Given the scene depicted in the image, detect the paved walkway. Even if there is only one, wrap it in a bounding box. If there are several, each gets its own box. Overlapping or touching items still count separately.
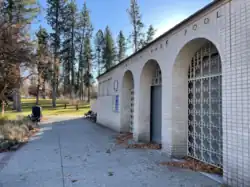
[0,118,220,187]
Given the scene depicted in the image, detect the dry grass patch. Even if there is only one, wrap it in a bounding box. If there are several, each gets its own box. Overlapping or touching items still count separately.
[127,143,161,149]
[0,117,39,152]
[160,156,223,175]
[115,132,133,145]
[115,132,161,150]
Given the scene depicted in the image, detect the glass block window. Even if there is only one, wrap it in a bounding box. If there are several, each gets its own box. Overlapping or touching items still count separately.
[152,65,162,86]
[188,42,222,168]
[112,95,119,113]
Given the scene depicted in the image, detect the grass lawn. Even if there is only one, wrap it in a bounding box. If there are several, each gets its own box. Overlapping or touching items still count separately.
[2,99,90,120]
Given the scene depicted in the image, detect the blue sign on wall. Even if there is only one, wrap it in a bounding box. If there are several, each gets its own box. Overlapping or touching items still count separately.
[113,95,119,113]
[115,95,119,112]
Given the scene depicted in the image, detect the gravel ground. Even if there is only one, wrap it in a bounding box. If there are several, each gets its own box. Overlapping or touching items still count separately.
[0,118,220,187]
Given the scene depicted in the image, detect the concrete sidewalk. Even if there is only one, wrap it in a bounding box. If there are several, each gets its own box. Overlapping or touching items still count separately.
[0,118,220,187]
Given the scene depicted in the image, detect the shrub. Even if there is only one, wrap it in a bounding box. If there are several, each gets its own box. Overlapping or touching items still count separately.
[0,118,31,141]
[0,116,9,126]
[0,117,38,151]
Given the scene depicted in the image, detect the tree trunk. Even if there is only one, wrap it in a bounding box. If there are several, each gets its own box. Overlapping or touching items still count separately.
[36,85,40,105]
[52,57,57,108]
[52,84,56,108]
[52,70,57,108]
[52,3,59,108]
[36,77,40,105]
[81,81,84,100]
[78,72,81,100]
[81,74,84,100]
[79,85,81,100]
[42,80,46,99]
[2,101,4,116]
[71,21,75,95]
[16,89,22,112]
[12,91,17,110]
[69,71,72,99]
[87,86,90,103]
[83,88,86,101]
[56,75,59,98]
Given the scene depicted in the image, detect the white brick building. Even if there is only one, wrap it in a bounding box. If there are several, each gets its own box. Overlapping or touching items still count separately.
[95,0,250,186]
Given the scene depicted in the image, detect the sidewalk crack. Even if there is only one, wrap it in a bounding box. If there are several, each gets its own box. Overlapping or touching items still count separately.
[58,132,65,187]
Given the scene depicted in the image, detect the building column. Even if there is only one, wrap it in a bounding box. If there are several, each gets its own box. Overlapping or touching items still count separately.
[161,65,188,157]
[132,72,150,142]
[161,71,174,154]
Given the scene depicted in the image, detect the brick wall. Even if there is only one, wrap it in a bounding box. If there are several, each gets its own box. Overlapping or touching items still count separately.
[222,0,250,186]
[96,0,250,185]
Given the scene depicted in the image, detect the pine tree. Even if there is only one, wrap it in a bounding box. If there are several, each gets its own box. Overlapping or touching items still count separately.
[69,1,77,94]
[47,0,66,107]
[3,0,39,24]
[102,26,116,72]
[75,2,93,99]
[61,36,71,95]
[117,30,126,63]
[35,26,49,104]
[94,29,104,76]
[127,0,145,52]
[145,25,156,45]
[61,0,77,98]
[83,33,93,102]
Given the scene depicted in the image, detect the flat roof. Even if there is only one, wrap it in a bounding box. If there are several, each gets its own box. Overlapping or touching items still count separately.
[97,0,223,79]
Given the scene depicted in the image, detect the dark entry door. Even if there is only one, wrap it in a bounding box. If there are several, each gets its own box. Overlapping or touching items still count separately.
[150,85,162,144]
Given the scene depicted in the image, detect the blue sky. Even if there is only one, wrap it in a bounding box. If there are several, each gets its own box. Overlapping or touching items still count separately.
[27,0,213,79]
[32,0,213,45]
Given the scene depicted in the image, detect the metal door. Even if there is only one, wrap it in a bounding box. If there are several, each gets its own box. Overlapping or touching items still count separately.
[150,85,162,144]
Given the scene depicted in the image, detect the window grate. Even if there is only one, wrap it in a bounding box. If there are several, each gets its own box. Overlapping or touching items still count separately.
[129,89,134,133]
[152,65,162,86]
[188,42,222,168]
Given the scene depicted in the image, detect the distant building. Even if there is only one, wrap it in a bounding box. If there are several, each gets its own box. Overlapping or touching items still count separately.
[95,0,250,186]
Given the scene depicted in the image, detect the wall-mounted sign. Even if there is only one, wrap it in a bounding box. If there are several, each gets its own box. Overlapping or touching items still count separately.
[113,80,119,92]
[112,95,119,113]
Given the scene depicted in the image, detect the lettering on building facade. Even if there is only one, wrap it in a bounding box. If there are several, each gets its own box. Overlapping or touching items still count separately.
[184,10,222,35]
[216,11,221,18]
[165,40,168,46]
[192,24,198,30]
[204,17,209,24]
